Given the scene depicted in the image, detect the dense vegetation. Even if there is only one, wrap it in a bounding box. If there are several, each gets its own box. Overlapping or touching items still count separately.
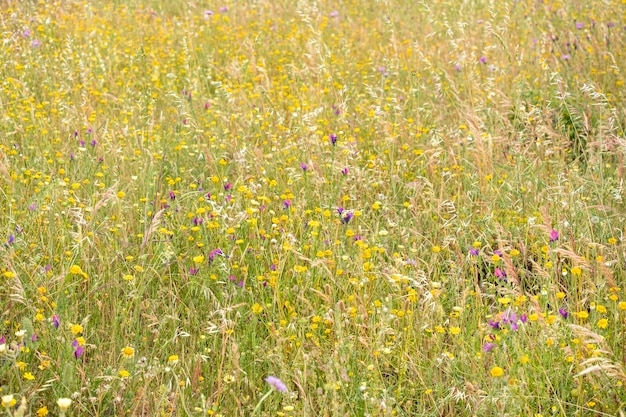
[1,1,626,415]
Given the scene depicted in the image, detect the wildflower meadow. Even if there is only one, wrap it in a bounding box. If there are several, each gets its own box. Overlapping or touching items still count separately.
[2,0,626,415]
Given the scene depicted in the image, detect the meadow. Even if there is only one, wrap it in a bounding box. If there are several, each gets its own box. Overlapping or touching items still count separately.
[1,0,626,415]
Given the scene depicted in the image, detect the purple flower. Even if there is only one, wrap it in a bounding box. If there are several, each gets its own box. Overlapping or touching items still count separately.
[469,248,479,256]
[189,266,199,275]
[341,212,354,224]
[74,345,84,359]
[479,56,487,64]
[549,229,559,242]
[219,6,228,12]
[265,376,287,392]
[483,342,496,352]
[28,204,36,211]
[454,64,461,71]
[193,217,204,226]
[283,200,291,209]
[7,234,15,245]
[488,320,500,330]
[559,308,569,319]
[300,163,308,171]
[23,29,31,37]
[329,11,339,17]
[31,333,37,342]
[576,22,583,29]
[495,267,506,280]
[90,139,97,147]
[341,168,349,175]
[0,335,5,344]
[30,39,41,47]
[204,102,210,109]
[562,54,571,60]
[169,191,176,200]
[329,134,338,145]
[224,182,232,191]
[209,249,224,262]
[204,10,214,17]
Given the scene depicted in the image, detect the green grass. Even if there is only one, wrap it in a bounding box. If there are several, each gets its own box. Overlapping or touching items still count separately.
[1,0,626,416]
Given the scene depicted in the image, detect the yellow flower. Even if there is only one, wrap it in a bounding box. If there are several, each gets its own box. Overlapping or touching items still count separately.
[116,191,126,198]
[251,303,263,314]
[608,237,617,245]
[168,354,179,364]
[70,324,83,335]
[74,337,85,346]
[576,311,589,320]
[69,265,88,278]
[23,372,35,380]
[432,246,441,253]
[618,302,626,311]
[122,346,135,358]
[193,255,205,264]
[490,366,504,377]
[448,327,461,335]
[597,318,609,329]
[119,369,130,378]
[571,267,582,276]
[37,406,49,416]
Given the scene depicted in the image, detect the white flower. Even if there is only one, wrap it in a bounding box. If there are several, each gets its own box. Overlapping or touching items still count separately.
[57,398,72,412]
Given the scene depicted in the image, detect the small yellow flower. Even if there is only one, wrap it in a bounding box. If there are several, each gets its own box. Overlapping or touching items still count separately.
[122,346,135,358]
[571,267,582,276]
[119,369,130,378]
[168,354,179,364]
[69,265,88,278]
[608,237,617,245]
[116,191,126,198]
[193,255,205,264]
[37,406,49,416]
[597,318,609,329]
[23,372,35,380]
[618,301,626,311]
[70,324,83,335]
[251,303,263,314]
[576,311,589,320]
[448,327,461,335]
[490,366,504,377]
[432,246,441,253]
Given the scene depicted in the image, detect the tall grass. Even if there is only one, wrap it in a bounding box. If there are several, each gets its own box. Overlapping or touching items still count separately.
[1,0,626,415]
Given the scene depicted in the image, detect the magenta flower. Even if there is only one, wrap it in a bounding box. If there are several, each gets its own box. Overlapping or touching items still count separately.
[549,229,559,242]
[483,342,496,352]
[52,315,60,328]
[559,308,569,319]
[495,267,506,280]
[469,248,479,256]
[479,56,487,64]
[329,134,338,145]
[265,376,287,392]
